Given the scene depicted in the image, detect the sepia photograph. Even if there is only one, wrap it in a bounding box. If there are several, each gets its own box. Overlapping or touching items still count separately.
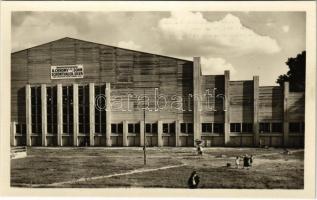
[0,1,316,198]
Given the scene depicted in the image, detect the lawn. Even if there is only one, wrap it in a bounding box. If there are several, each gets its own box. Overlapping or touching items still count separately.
[11,147,304,189]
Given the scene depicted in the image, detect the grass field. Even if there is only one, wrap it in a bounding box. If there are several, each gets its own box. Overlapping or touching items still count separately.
[11,147,304,189]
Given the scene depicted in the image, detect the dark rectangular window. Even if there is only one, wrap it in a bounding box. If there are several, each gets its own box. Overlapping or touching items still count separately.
[242,123,253,133]
[78,85,89,134]
[16,124,21,134]
[95,85,106,134]
[135,124,140,133]
[145,123,151,133]
[163,123,169,133]
[47,86,57,135]
[213,123,224,134]
[128,124,134,133]
[289,122,301,133]
[180,123,186,133]
[62,86,73,135]
[31,86,41,134]
[230,123,241,133]
[169,123,175,134]
[259,123,270,133]
[187,123,193,134]
[271,123,283,133]
[128,123,140,134]
[152,123,157,133]
[202,123,212,133]
[111,124,117,133]
[118,123,123,134]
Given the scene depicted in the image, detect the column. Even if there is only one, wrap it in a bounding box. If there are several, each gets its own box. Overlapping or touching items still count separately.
[25,84,32,146]
[73,84,79,146]
[140,120,145,147]
[253,76,260,146]
[123,120,128,146]
[175,120,180,147]
[89,83,95,146]
[224,70,230,145]
[41,84,47,146]
[193,57,202,142]
[283,82,289,147]
[11,122,16,146]
[105,83,112,147]
[157,120,163,147]
[57,84,63,146]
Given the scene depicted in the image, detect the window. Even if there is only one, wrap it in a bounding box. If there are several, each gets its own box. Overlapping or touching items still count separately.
[163,123,169,133]
[31,86,41,134]
[111,123,123,134]
[78,85,90,134]
[145,123,157,134]
[202,123,212,133]
[111,124,117,133]
[95,85,106,134]
[180,123,193,134]
[162,123,175,134]
[271,123,283,133]
[289,122,303,133]
[180,123,186,133]
[15,124,26,135]
[128,124,134,133]
[259,123,270,133]
[128,123,140,134]
[213,123,224,134]
[170,123,175,134]
[187,123,193,133]
[47,86,57,135]
[62,86,73,135]
[230,123,241,133]
[242,123,253,133]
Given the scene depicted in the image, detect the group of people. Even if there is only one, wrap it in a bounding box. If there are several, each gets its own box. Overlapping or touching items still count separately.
[235,154,254,169]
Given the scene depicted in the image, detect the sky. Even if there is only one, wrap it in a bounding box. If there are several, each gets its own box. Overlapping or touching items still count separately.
[11,11,305,85]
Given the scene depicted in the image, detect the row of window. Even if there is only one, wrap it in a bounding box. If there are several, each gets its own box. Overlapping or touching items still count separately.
[15,122,305,135]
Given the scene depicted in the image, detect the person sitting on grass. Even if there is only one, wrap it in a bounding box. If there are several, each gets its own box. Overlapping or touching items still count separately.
[249,155,254,167]
[188,170,200,189]
[243,154,250,169]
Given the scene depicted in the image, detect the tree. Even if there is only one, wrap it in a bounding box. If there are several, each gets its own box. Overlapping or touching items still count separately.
[276,51,306,92]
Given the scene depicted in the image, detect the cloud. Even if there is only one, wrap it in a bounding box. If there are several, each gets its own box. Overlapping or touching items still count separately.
[117,41,141,50]
[201,57,235,75]
[158,12,281,56]
[282,25,290,33]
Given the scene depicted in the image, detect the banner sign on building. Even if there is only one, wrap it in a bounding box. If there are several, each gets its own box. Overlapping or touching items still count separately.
[51,65,84,79]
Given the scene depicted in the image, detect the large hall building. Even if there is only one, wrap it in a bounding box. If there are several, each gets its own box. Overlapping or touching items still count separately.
[11,37,305,147]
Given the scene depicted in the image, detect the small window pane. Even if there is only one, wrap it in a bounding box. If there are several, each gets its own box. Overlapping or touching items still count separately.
[170,123,175,134]
[163,123,169,133]
[118,124,123,134]
[187,123,193,133]
[135,124,140,133]
[145,124,151,133]
[271,123,283,133]
[259,123,270,133]
[111,124,117,133]
[152,123,157,133]
[180,123,186,133]
[128,124,134,133]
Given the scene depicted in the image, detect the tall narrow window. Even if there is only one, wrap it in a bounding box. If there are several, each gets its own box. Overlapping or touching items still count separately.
[62,86,73,135]
[95,85,106,134]
[79,85,90,134]
[47,86,57,135]
[31,86,41,134]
